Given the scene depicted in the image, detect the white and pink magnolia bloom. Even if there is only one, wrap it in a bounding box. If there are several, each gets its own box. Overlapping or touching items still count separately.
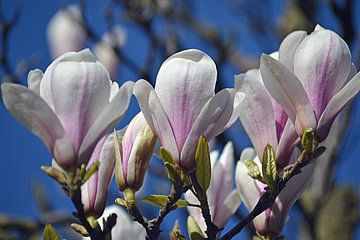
[185,142,241,235]
[47,4,87,58]
[236,67,312,236]
[115,113,157,191]
[134,49,245,172]
[1,49,133,169]
[236,148,314,237]
[81,134,115,217]
[235,67,298,167]
[260,25,360,141]
[83,205,146,240]
[95,26,126,80]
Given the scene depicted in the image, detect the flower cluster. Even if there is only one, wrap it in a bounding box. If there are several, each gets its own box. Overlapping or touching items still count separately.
[1,24,359,239]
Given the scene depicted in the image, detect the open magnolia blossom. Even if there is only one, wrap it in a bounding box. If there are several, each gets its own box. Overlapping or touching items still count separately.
[115,112,157,192]
[236,148,314,237]
[260,25,360,141]
[185,142,241,235]
[134,49,245,172]
[83,205,146,240]
[81,134,116,218]
[1,49,133,169]
[235,67,298,167]
[47,4,87,58]
[95,26,126,80]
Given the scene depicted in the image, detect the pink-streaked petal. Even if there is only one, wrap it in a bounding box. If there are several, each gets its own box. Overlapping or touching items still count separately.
[278,31,307,71]
[155,49,217,154]
[94,134,116,216]
[214,189,241,228]
[133,80,179,163]
[40,49,112,153]
[235,71,278,159]
[180,89,235,171]
[1,83,75,168]
[293,28,351,119]
[210,142,235,222]
[78,81,133,165]
[317,72,360,141]
[185,191,206,233]
[235,149,261,212]
[260,54,316,136]
[27,69,43,94]
[276,119,299,168]
[268,163,314,236]
[225,91,245,129]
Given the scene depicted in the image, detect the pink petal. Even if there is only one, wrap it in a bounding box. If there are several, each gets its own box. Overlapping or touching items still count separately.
[278,30,307,71]
[180,89,236,171]
[235,148,261,212]
[155,49,217,154]
[268,163,314,236]
[317,72,360,141]
[78,81,133,165]
[214,189,241,228]
[133,80,179,163]
[293,28,352,120]
[40,49,112,154]
[276,119,299,168]
[260,54,316,136]
[1,83,75,168]
[235,71,278,159]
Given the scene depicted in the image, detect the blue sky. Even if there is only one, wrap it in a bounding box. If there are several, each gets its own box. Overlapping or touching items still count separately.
[0,0,359,239]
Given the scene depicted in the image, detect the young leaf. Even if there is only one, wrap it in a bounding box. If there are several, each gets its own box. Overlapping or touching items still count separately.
[70,223,89,237]
[244,160,265,183]
[160,147,175,166]
[170,221,186,240]
[187,216,205,240]
[195,136,211,191]
[262,144,277,191]
[301,128,318,153]
[115,198,127,207]
[43,224,61,240]
[82,161,99,183]
[40,166,67,186]
[142,195,190,208]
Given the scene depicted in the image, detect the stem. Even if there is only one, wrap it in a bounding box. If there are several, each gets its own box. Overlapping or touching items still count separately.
[190,173,219,240]
[70,189,105,239]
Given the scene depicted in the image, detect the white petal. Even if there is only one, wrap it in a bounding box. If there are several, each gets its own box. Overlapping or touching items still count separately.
[133,80,179,163]
[235,71,278,158]
[317,72,360,141]
[1,83,75,168]
[27,69,43,94]
[278,31,307,71]
[260,54,316,136]
[180,89,235,171]
[78,81,133,164]
[155,49,217,153]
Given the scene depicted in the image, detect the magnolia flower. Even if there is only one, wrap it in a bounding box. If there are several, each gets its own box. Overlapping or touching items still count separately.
[1,49,133,169]
[115,113,157,192]
[81,134,115,217]
[83,205,146,240]
[185,142,241,235]
[260,25,360,141]
[235,67,298,167]
[134,49,245,172]
[47,4,87,58]
[236,148,314,237]
[95,26,126,80]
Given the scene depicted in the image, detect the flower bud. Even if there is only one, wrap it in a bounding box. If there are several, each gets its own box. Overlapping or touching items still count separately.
[47,4,87,58]
[115,113,157,191]
[81,134,115,217]
[95,26,126,80]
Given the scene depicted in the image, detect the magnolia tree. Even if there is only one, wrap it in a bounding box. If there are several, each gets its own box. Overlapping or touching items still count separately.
[0,1,359,240]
